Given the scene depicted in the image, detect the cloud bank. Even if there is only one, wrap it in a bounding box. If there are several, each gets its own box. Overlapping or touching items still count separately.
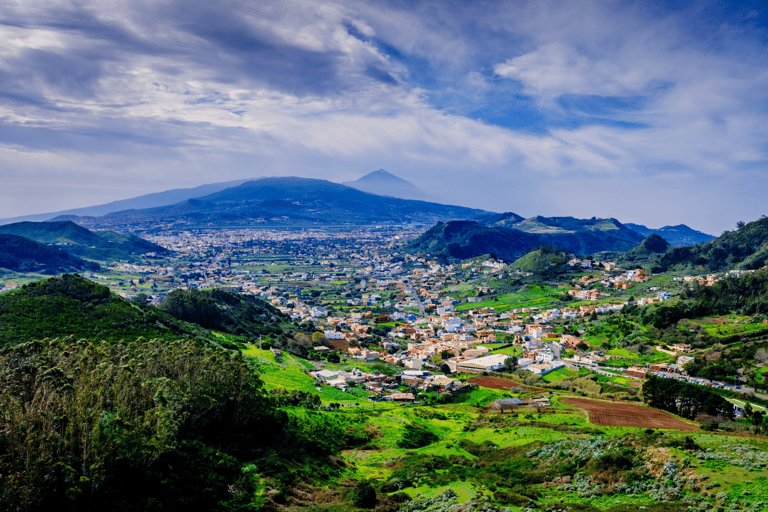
[1,0,767,233]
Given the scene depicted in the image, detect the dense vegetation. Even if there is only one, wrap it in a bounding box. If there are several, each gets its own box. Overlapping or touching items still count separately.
[633,269,768,330]
[406,218,644,262]
[0,234,100,273]
[511,246,571,277]
[0,337,370,511]
[642,375,734,420]
[0,275,296,348]
[159,288,288,339]
[650,217,768,273]
[0,275,217,345]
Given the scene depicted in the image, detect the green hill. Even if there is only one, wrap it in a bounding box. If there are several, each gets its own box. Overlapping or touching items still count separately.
[0,221,168,261]
[406,221,541,262]
[406,218,644,262]
[511,246,571,276]
[0,234,100,274]
[0,275,292,347]
[654,217,768,272]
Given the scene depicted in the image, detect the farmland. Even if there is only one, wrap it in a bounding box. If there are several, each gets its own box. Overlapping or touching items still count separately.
[561,397,699,430]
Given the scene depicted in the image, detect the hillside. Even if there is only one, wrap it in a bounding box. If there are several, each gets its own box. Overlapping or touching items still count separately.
[158,288,288,339]
[406,217,644,262]
[61,177,490,230]
[605,234,671,269]
[406,221,541,262]
[511,246,571,276]
[0,221,168,261]
[0,275,291,347]
[625,222,715,246]
[0,234,100,273]
[651,216,768,273]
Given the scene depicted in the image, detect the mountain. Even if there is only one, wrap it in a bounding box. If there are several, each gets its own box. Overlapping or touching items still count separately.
[0,179,250,225]
[406,221,541,262]
[342,169,432,201]
[0,221,169,261]
[624,223,715,246]
[64,176,490,230]
[0,235,100,274]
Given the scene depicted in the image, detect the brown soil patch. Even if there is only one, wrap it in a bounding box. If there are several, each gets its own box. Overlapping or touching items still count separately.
[561,397,698,430]
[625,381,643,388]
[468,376,521,390]
[468,376,545,392]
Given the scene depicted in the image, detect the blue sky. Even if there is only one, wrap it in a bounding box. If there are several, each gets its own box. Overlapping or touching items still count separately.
[1,0,767,234]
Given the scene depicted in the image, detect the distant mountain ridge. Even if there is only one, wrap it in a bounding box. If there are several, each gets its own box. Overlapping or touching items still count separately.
[60,176,490,230]
[342,169,432,201]
[0,179,251,225]
[624,223,715,246]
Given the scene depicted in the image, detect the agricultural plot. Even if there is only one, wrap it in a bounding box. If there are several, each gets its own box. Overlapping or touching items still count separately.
[455,284,561,312]
[467,376,522,390]
[561,397,698,430]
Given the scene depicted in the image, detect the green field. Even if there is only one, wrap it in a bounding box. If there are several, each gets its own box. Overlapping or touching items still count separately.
[455,284,562,312]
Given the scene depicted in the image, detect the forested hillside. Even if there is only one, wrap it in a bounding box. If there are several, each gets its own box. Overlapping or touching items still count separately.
[0,338,368,511]
[654,217,768,272]
[0,275,293,347]
[0,234,100,273]
[0,221,169,261]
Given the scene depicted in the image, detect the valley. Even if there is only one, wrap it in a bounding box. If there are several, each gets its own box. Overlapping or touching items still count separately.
[2,208,768,511]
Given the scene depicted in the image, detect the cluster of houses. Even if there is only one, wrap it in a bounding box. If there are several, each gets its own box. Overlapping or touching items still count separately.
[308,367,468,400]
[0,282,18,294]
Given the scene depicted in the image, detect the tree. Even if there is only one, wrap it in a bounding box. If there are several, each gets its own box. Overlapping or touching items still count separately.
[503,356,518,373]
[737,220,746,229]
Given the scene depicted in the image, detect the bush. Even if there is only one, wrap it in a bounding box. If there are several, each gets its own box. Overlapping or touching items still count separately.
[397,423,438,449]
[351,480,377,508]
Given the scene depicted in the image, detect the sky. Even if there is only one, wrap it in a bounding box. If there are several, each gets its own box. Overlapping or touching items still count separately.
[1,0,767,234]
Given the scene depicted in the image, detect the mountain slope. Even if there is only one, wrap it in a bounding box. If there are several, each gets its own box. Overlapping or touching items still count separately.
[0,221,168,261]
[0,179,250,225]
[0,235,100,273]
[624,223,715,246]
[72,176,490,230]
[406,221,542,262]
[406,217,645,262]
[342,169,431,200]
[654,217,768,272]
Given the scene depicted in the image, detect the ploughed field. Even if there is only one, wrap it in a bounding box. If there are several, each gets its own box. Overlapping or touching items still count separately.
[561,397,698,430]
[468,376,522,389]
[468,375,545,391]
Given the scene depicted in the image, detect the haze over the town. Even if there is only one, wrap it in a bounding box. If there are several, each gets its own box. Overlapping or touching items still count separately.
[1,0,766,234]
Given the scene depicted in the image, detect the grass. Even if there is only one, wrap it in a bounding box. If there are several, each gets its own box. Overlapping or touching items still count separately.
[455,285,562,313]
[542,366,582,383]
